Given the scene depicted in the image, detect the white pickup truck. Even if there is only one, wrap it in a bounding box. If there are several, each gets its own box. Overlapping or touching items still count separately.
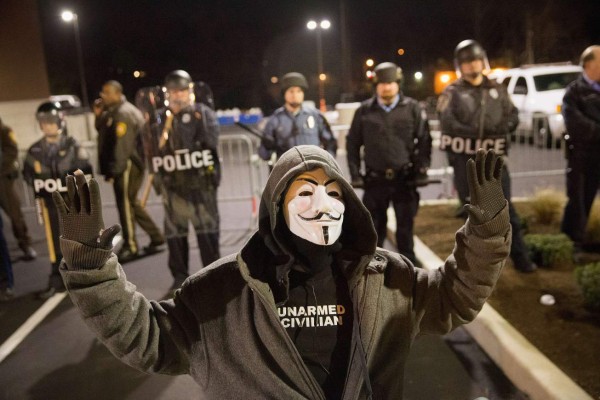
[489,63,581,147]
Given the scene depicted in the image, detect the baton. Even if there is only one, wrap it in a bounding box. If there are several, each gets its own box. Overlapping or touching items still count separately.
[235,121,275,145]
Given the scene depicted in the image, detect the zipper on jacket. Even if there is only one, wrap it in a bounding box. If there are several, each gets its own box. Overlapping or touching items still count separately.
[251,283,327,400]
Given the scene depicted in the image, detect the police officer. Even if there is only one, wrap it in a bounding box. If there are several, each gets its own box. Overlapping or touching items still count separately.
[0,142,15,302]
[0,117,36,260]
[438,39,536,272]
[347,62,432,264]
[22,102,93,298]
[94,80,164,262]
[561,45,600,258]
[258,72,336,161]
[145,70,221,288]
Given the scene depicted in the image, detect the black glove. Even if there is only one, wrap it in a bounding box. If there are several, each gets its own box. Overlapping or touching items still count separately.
[464,149,505,224]
[53,170,121,250]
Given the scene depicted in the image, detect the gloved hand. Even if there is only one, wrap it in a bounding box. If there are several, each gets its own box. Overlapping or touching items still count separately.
[53,170,121,250]
[464,149,505,224]
[414,168,430,187]
[351,177,364,189]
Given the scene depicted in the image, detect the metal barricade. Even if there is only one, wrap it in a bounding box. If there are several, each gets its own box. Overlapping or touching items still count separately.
[217,133,267,243]
[427,120,567,200]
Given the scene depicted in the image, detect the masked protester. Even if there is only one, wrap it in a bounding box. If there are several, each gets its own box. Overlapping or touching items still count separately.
[22,102,93,299]
[347,62,432,264]
[139,70,221,290]
[438,39,537,273]
[54,144,509,398]
[94,80,164,262]
[258,72,336,162]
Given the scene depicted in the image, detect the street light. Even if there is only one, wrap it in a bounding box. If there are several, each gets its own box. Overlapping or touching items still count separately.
[61,10,88,109]
[307,19,330,112]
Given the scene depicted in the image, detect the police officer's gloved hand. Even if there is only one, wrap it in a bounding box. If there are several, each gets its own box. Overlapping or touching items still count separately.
[414,168,429,187]
[53,170,121,269]
[464,149,506,225]
[351,176,364,189]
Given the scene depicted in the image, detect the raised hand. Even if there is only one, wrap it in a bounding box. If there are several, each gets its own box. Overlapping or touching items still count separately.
[53,170,120,249]
[464,149,506,224]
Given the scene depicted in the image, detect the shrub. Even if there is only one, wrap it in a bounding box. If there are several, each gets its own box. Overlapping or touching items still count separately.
[575,262,600,312]
[529,188,565,225]
[524,233,573,267]
[585,200,600,243]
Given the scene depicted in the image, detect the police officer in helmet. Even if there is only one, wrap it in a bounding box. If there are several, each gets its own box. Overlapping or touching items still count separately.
[258,72,336,162]
[22,102,93,298]
[347,61,432,264]
[438,39,536,273]
[146,70,221,290]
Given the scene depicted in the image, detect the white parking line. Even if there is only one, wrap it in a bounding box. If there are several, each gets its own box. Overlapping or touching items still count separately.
[0,292,67,364]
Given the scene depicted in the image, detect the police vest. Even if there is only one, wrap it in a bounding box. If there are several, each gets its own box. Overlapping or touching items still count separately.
[439,134,507,156]
[151,149,214,173]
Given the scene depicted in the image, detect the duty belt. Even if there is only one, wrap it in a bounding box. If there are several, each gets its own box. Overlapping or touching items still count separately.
[367,168,405,180]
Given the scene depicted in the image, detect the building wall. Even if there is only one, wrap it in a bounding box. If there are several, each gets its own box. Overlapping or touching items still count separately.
[0,0,50,102]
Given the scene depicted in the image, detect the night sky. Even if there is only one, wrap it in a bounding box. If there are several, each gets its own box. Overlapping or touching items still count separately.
[37,0,599,110]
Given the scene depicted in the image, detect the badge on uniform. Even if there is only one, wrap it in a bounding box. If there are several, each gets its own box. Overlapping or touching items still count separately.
[182,113,191,124]
[489,88,499,99]
[116,122,128,137]
[307,115,315,129]
[34,160,42,174]
[59,150,66,157]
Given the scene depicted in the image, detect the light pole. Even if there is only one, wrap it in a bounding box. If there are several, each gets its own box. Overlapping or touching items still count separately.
[61,10,89,109]
[307,19,330,112]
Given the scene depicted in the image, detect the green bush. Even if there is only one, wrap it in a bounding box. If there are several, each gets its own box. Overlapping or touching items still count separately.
[575,262,600,312]
[524,233,573,267]
[529,188,565,225]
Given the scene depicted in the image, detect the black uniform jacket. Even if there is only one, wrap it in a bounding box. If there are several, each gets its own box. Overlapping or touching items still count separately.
[347,95,431,181]
[562,75,600,152]
[439,77,518,156]
[22,135,92,199]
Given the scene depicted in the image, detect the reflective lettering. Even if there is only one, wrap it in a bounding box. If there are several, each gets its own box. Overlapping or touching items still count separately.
[33,178,68,194]
[441,134,506,155]
[152,150,214,173]
[191,151,204,168]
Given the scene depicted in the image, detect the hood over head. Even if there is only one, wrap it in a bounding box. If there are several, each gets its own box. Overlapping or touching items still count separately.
[241,145,377,301]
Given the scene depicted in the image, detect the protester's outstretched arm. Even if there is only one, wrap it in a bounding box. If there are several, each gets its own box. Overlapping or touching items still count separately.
[54,171,194,375]
[411,149,511,334]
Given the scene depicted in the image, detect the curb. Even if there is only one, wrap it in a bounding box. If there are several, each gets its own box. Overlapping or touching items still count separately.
[386,208,592,400]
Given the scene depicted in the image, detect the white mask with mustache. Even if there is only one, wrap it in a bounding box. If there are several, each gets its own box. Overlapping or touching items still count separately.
[284,179,345,246]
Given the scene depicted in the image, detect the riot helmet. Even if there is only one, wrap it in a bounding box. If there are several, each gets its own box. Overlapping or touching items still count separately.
[164,70,193,90]
[36,101,65,133]
[453,40,490,78]
[280,72,309,94]
[372,62,403,85]
[163,70,194,112]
